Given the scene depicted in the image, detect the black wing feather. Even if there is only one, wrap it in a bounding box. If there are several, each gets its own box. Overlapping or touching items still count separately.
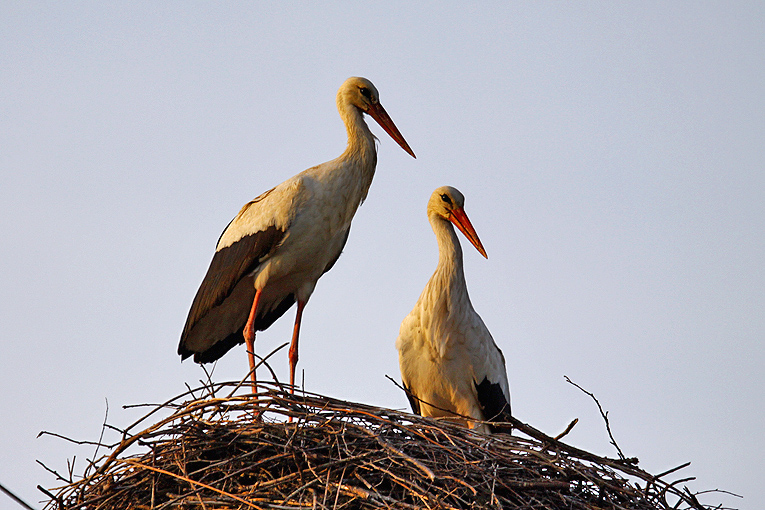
[178,224,286,361]
[188,293,295,363]
[475,376,512,432]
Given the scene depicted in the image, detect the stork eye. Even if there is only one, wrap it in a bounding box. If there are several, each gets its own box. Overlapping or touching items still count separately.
[359,87,372,99]
[440,194,452,204]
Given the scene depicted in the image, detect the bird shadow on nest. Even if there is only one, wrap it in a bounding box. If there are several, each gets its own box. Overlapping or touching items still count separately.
[35,346,738,510]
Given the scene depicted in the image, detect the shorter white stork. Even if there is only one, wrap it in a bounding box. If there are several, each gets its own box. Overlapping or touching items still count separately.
[396,186,511,434]
[179,77,415,392]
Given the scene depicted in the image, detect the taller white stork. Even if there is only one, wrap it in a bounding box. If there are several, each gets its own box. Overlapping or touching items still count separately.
[179,77,415,391]
[396,186,511,434]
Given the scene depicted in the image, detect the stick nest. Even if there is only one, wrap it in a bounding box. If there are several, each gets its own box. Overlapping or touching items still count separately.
[40,380,719,510]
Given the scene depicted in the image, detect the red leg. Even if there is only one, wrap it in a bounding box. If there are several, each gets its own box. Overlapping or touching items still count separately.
[244,288,264,394]
[288,300,307,393]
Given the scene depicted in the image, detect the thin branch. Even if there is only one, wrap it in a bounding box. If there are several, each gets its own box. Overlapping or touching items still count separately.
[554,418,579,441]
[693,488,743,498]
[35,460,70,484]
[91,398,109,467]
[654,461,692,481]
[226,342,290,398]
[564,375,627,460]
[36,430,112,448]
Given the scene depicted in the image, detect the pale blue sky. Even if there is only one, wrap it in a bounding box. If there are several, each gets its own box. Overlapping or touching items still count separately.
[1,2,763,508]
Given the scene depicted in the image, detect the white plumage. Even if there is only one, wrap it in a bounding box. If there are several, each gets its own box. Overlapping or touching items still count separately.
[396,186,511,433]
[179,77,415,391]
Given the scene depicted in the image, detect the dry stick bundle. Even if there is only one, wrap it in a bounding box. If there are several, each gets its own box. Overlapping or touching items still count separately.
[36,377,728,510]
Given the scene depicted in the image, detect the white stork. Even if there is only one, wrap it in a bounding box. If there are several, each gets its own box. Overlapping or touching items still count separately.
[396,186,511,434]
[179,77,415,391]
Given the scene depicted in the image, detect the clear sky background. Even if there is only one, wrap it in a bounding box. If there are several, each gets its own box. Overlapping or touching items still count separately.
[1,2,762,508]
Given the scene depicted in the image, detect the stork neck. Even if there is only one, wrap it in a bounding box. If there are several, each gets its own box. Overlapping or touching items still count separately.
[340,105,377,166]
[430,215,467,294]
[328,104,377,209]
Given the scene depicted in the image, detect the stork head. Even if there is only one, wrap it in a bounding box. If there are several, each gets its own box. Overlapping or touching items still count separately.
[337,77,416,158]
[428,186,488,258]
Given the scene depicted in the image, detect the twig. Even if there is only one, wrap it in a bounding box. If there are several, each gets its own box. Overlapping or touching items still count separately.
[121,459,265,509]
[554,418,578,441]
[564,375,627,460]
[91,398,109,468]
[36,431,112,448]
[653,462,692,481]
[35,460,71,484]
[693,488,743,498]
[226,342,290,398]
[385,374,486,425]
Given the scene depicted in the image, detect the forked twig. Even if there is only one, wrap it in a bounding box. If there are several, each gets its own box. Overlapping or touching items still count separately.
[564,375,627,460]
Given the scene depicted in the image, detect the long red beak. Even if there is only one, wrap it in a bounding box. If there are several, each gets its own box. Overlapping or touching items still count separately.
[367,102,416,158]
[449,207,488,259]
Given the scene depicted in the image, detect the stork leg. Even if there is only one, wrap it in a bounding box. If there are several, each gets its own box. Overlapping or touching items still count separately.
[244,288,264,394]
[288,299,307,393]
